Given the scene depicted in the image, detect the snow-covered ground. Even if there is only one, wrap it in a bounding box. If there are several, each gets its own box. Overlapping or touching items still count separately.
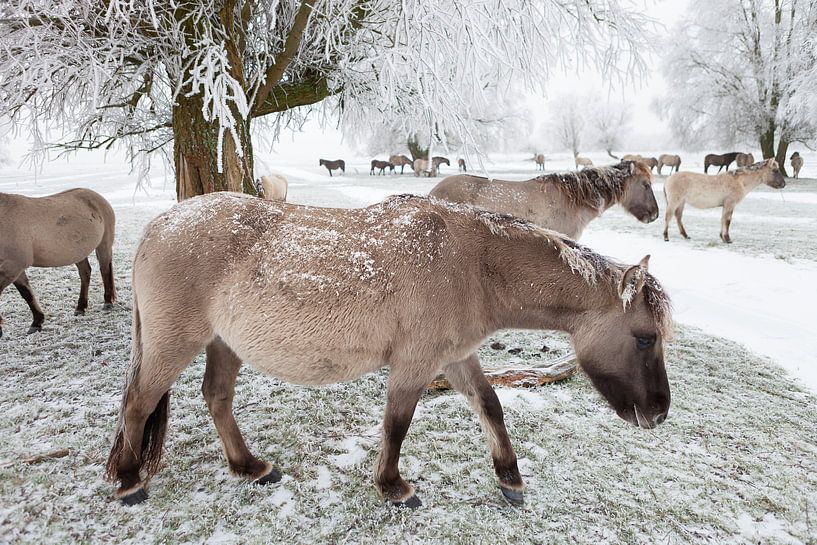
[1,150,816,544]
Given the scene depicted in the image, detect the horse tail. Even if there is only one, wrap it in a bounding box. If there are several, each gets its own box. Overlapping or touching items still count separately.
[105,259,117,303]
[105,293,170,482]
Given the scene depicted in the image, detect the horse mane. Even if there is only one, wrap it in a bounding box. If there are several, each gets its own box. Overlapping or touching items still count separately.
[730,159,775,175]
[389,194,673,337]
[534,161,649,211]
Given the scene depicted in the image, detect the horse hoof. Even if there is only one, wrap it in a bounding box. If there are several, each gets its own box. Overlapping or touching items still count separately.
[254,467,282,485]
[26,326,42,335]
[392,495,422,509]
[500,486,525,506]
[74,309,86,316]
[103,303,114,311]
[120,488,148,506]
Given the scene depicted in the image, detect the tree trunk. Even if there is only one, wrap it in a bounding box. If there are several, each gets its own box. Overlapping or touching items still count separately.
[759,125,776,160]
[173,87,255,201]
[775,137,790,177]
[606,149,619,160]
[407,134,428,161]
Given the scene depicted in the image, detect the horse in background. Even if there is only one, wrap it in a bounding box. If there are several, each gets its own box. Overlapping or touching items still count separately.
[458,158,467,172]
[370,160,392,176]
[319,159,345,176]
[432,157,450,172]
[575,154,593,169]
[0,189,117,337]
[704,152,739,173]
[388,154,413,174]
[255,174,288,201]
[534,153,545,171]
[735,153,755,168]
[429,160,658,240]
[413,158,437,177]
[790,152,804,178]
[664,159,785,243]
[657,154,681,175]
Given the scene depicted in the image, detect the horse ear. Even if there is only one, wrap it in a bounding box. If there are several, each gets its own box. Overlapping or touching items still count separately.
[628,161,636,175]
[618,255,649,304]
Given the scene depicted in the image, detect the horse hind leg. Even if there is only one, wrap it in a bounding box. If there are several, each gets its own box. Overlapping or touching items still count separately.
[675,202,690,239]
[95,242,116,309]
[74,258,92,315]
[443,354,524,506]
[106,303,206,505]
[203,337,280,484]
[13,271,45,334]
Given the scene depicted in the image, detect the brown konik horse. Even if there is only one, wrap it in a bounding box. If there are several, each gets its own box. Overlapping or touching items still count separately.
[319,159,345,176]
[370,160,392,176]
[106,193,672,508]
[388,154,413,174]
[0,189,116,337]
[664,159,786,243]
[657,154,681,175]
[704,152,739,174]
[790,152,804,178]
[429,161,659,239]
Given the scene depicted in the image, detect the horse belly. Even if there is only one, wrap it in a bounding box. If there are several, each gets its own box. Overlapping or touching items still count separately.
[242,345,384,386]
[31,215,104,267]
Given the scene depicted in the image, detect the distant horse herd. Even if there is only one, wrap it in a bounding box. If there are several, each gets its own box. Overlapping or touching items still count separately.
[0,145,805,511]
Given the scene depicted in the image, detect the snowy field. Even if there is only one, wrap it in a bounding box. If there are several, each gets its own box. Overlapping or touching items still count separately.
[1,152,817,544]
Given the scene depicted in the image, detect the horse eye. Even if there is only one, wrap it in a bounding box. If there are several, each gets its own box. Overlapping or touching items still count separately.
[635,336,655,349]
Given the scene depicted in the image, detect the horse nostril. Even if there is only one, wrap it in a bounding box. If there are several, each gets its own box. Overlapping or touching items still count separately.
[653,412,667,425]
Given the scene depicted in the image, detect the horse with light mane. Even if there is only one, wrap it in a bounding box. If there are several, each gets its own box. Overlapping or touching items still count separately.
[735,152,755,168]
[575,154,593,169]
[790,152,804,178]
[657,154,681,175]
[370,159,392,176]
[663,159,786,243]
[534,153,545,170]
[429,161,659,240]
[704,152,739,173]
[413,158,437,177]
[105,192,672,508]
[319,159,345,176]
[388,154,413,174]
[458,158,467,172]
[255,174,288,201]
[0,189,116,337]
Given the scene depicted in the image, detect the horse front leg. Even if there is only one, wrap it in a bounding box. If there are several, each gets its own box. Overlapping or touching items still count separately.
[202,337,280,484]
[443,354,523,506]
[74,258,92,315]
[374,366,436,508]
[13,271,45,335]
[720,202,735,243]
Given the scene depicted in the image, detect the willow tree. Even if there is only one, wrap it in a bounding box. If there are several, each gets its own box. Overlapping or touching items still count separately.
[658,0,817,175]
[1,1,652,200]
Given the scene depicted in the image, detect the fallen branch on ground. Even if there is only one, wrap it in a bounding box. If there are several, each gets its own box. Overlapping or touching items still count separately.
[0,449,69,468]
[429,352,578,391]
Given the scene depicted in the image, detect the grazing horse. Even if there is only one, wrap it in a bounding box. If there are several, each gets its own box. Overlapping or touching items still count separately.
[534,153,546,171]
[388,154,413,174]
[704,152,739,174]
[664,159,786,243]
[0,189,116,337]
[319,159,345,176]
[370,160,392,176]
[735,152,755,168]
[255,174,288,201]
[429,161,659,240]
[432,156,450,172]
[657,154,681,175]
[575,154,593,169]
[458,158,467,172]
[413,158,436,177]
[622,155,658,172]
[105,192,672,508]
[790,152,804,178]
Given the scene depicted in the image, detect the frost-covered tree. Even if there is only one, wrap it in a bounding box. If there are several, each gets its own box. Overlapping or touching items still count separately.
[658,0,817,175]
[547,93,586,157]
[0,1,652,199]
[591,99,631,159]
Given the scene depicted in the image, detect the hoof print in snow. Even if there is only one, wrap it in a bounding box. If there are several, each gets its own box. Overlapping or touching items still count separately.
[120,488,148,506]
[490,342,506,350]
[507,347,523,355]
[500,486,524,506]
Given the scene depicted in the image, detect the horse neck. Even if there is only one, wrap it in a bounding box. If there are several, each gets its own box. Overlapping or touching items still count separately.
[476,232,614,334]
[738,170,766,193]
